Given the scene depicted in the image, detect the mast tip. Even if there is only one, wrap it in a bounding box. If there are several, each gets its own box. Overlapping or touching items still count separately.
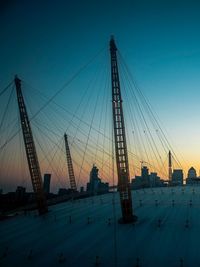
[110,36,117,51]
[14,75,21,84]
[110,34,115,40]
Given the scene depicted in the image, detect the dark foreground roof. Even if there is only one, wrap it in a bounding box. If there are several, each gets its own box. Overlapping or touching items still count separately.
[1,186,200,266]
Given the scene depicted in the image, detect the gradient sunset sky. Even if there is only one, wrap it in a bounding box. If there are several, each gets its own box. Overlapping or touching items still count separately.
[1,0,200,191]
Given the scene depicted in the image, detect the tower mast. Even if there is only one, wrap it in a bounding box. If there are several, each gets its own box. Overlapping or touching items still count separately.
[110,37,137,223]
[168,150,172,181]
[15,76,48,215]
[64,133,77,191]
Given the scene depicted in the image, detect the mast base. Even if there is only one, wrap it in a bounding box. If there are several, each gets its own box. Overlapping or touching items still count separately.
[118,214,138,224]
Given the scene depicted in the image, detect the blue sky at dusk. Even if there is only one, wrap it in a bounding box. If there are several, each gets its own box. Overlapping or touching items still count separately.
[1,0,200,190]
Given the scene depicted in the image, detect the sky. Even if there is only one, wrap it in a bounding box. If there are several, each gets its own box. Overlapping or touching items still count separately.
[1,0,200,191]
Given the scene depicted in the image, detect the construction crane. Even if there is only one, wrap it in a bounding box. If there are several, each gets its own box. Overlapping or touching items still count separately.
[110,37,137,223]
[64,133,77,191]
[14,76,48,215]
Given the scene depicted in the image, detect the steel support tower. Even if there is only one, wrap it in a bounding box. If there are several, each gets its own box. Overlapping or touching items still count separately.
[168,150,172,181]
[110,37,137,223]
[64,133,77,191]
[15,76,48,215]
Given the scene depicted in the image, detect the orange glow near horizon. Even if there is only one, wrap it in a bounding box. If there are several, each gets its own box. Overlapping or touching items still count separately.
[2,142,200,193]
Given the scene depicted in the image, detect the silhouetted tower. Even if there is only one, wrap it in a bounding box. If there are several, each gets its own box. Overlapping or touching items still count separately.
[64,133,77,191]
[169,150,172,181]
[110,37,137,223]
[14,76,48,215]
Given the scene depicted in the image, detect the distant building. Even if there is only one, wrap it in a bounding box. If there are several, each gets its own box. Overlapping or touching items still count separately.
[186,167,200,185]
[86,165,109,194]
[80,186,84,193]
[15,186,26,201]
[172,169,183,186]
[43,173,51,194]
[149,172,162,187]
[188,167,197,178]
[131,166,164,189]
[131,175,143,189]
[141,166,150,187]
